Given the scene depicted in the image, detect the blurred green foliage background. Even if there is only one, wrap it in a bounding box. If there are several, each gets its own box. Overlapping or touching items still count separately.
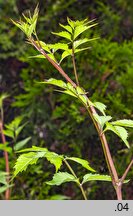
[0,0,133,199]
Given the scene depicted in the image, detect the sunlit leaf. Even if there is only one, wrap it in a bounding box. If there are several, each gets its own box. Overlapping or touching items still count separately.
[93,114,112,129]
[3,129,14,139]
[11,5,39,37]
[67,17,75,29]
[104,123,129,148]
[82,173,112,184]
[40,78,67,89]
[75,47,91,53]
[47,43,69,51]
[18,145,48,153]
[60,49,72,63]
[93,102,107,115]
[46,172,77,186]
[52,31,72,41]
[111,119,133,128]
[74,23,97,39]
[66,157,96,172]
[55,89,77,97]
[13,151,46,178]
[29,54,46,59]
[45,152,63,172]
[74,38,89,49]
[59,23,72,33]
[36,41,51,53]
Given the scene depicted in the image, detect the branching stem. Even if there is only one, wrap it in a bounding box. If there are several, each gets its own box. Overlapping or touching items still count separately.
[64,159,87,200]
[121,159,133,184]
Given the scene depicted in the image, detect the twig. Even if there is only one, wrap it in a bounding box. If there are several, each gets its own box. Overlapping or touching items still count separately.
[64,159,87,200]
[121,159,133,184]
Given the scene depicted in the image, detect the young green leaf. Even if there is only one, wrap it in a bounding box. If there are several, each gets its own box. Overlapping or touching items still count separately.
[15,122,27,138]
[104,123,129,148]
[40,78,67,89]
[93,114,112,129]
[5,116,23,131]
[73,38,90,49]
[111,119,133,128]
[17,145,48,153]
[11,5,39,37]
[65,157,96,172]
[82,173,112,184]
[76,86,86,95]
[13,151,47,178]
[29,54,46,59]
[59,23,72,33]
[74,23,97,40]
[93,102,107,115]
[55,89,77,97]
[29,53,56,62]
[52,31,72,41]
[3,129,14,139]
[47,43,69,51]
[45,152,63,172]
[46,172,77,186]
[74,37,98,49]
[14,137,31,151]
[60,49,72,63]
[75,47,91,54]
[35,41,51,53]
[67,17,75,29]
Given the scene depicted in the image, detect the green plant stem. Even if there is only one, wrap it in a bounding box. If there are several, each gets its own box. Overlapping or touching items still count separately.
[72,46,79,86]
[114,159,133,200]
[121,159,133,184]
[83,98,121,199]
[31,39,122,199]
[0,121,10,200]
[63,159,87,200]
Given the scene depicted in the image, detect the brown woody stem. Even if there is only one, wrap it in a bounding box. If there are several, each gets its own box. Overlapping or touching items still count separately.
[0,121,10,200]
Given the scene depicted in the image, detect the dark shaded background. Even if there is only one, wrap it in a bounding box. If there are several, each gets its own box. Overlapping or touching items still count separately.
[0,0,133,199]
